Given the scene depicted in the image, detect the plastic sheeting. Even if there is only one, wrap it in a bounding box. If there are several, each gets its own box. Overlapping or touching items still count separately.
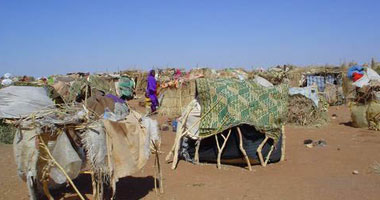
[254,76,274,87]
[1,79,12,86]
[289,86,319,107]
[0,86,54,119]
[353,68,380,88]
[50,132,82,184]
[177,99,201,140]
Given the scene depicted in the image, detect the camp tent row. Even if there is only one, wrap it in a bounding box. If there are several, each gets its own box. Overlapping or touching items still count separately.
[3,65,380,199]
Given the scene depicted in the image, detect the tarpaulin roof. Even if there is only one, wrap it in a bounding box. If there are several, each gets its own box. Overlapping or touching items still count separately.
[0,86,54,119]
[196,78,288,143]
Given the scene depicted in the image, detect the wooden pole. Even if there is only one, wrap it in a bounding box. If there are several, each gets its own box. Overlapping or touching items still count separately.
[281,125,286,162]
[236,127,252,171]
[215,129,231,169]
[38,135,85,200]
[257,136,269,167]
[194,139,201,164]
[264,145,274,166]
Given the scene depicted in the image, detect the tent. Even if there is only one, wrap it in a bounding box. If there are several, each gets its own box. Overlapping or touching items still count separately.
[166,78,288,170]
[13,94,160,199]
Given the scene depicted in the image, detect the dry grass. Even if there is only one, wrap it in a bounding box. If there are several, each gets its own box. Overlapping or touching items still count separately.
[0,120,16,144]
[371,162,380,175]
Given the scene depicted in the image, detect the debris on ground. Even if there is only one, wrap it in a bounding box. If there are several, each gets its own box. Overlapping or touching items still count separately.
[304,139,327,148]
[161,124,170,131]
[371,162,380,175]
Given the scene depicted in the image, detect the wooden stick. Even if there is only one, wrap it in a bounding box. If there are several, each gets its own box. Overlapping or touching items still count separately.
[216,129,231,169]
[84,83,88,108]
[236,127,252,171]
[280,125,286,162]
[215,134,221,169]
[257,136,269,167]
[165,104,193,163]
[194,139,201,164]
[154,156,158,194]
[264,145,274,166]
[38,136,85,200]
[91,172,97,200]
[152,141,164,194]
[42,181,54,200]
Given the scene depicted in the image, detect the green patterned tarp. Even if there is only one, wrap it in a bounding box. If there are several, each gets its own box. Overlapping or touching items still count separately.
[196,78,288,143]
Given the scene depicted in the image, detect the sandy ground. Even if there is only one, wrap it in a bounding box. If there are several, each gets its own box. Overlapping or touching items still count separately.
[1,102,380,200]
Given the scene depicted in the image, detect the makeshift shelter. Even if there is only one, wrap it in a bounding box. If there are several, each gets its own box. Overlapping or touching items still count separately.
[288,86,329,126]
[11,93,161,199]
[166,78,288,170]
[349,69,380,130]
[291,66,344,106]
[49,74,120,104]
[120,70,148,93]
[158,80,196,118]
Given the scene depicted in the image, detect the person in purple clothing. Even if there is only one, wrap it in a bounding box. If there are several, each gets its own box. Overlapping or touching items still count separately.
[146,70,159,113]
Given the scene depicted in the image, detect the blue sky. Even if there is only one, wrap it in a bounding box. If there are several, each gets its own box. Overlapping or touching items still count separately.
[0,0,379,76]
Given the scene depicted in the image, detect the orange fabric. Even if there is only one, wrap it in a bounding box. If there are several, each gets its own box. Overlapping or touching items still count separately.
[352,72,364,82]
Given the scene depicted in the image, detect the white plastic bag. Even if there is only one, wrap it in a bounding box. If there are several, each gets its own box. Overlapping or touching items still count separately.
[50,132,82,184]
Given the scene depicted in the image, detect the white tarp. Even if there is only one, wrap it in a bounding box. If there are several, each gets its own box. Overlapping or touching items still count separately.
[289,86,320,107]
[254,76,274,87]
[353,68,380,88]
[0,86,54,118]
[178,99,201,140]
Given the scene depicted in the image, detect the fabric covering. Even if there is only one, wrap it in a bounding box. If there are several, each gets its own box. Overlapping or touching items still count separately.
[0,86,54,119]
[306,75,336,92]
[103,111,150,182]
[367,101,380,131]
[196,78,288,143]
[350,103,369,128]
[347,65,364,78]
[118,76,135,100]
[289,86,319,107]
[254,76,274,88]
[52,81,70,102]
[178,99,201,140]
[87,94,115,117]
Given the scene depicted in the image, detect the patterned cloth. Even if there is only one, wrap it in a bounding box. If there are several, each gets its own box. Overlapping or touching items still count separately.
[196,78,288,143]
[306,75,336,92]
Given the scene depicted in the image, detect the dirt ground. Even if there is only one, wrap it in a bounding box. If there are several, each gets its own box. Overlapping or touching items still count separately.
[1,103,380,200]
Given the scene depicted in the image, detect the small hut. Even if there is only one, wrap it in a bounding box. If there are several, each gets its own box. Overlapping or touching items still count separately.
[158,80,196,118]
[166,78,288,170]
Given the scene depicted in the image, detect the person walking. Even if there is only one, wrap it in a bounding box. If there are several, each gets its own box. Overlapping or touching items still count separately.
[146,70,159,113]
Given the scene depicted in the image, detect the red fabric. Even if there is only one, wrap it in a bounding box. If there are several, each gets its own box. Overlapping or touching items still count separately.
[352,72,364,82]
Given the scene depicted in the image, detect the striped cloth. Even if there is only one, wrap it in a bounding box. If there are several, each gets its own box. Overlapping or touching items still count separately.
[306,75,336,92]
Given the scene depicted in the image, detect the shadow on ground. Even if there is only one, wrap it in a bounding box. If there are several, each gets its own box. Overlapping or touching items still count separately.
[51,174,155,200]
[339,121,354,127]
[114,176,155,200]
